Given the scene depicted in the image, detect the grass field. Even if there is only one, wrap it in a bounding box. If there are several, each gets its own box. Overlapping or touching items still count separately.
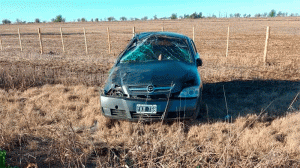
[0,17,300,167]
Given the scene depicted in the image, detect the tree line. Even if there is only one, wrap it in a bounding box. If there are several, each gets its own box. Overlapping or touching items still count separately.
[1,9,299,25]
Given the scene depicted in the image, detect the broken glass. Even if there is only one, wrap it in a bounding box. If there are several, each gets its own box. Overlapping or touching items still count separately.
[120,35,193,63]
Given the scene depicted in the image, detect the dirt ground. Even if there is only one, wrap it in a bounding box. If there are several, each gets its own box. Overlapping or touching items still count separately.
[0,17,300,167]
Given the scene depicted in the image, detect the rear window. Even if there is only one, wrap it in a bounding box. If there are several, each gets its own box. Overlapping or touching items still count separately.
[120,35,193,63]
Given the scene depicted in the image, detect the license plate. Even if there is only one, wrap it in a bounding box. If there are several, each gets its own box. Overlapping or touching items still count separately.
[136,104,157,114]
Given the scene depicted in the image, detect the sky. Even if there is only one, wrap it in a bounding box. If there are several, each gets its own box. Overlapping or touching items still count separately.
[0,0,300,22]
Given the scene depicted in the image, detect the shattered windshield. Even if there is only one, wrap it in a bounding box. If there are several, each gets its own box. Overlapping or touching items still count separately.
[120,35,193,63]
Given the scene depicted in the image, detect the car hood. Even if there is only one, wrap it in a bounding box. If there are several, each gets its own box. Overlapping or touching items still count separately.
[104,61,200,94]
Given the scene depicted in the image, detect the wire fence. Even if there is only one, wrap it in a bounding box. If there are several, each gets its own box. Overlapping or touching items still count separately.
[0,20,300,66]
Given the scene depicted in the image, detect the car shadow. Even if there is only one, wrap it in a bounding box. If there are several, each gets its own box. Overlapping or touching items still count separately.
[200,80,300,122]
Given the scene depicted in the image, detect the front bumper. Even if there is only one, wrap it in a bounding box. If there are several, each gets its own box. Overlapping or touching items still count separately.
[100,95,199,121]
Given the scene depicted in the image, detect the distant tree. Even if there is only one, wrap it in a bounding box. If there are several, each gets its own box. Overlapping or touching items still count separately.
[243,14,247,17]
[290,13,295,17]
[190,12,196,19]
[190,12,198,19]
[91,18,94,22]
[153,15,158,20]
[15,19,26,24]
[2,19,11,24]
[247,14,251,17]
[107,17,115,21]
[35,18,40,23]
[277,11,283,17]
[229,14,233,18]
[81,18,86,22]
[269,9,276,17]
[52,15,65,22]
[77,18,81,22]
[254,13,261,17]
[190,12,203,19]
[120,16,127,21]
[211,14,216,18]
[198,12,203,18]
[134,18,140,21]
[15,18,22,24]
[262,12,268,17]
[171,13,177,19]
[141,16,148,20]
[183,14,190,19]
[95,18,99,22]
[234,13,241,18]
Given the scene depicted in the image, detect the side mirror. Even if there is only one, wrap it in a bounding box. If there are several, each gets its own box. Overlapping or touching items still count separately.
[196,58,202,66]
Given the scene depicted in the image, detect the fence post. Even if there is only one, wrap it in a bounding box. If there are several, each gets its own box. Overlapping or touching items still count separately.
[132,27,135,37]
[0,38,3,51]
[162,27,164,32]
[193,26,195,41]
[226,26,230,57]
[38,28,43,54]
[83,27,88,54]
[107,27,111,54]
[18,28,23,51]
[263,26,270,65]
[60,27,65,52]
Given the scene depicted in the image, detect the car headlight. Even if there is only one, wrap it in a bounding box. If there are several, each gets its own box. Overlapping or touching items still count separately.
[178,86,200,98]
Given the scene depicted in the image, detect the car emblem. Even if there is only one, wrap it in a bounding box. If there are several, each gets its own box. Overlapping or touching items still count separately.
[147,85,154,93]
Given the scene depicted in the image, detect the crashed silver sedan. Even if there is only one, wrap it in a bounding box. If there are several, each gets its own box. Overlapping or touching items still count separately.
[100,32,203,121]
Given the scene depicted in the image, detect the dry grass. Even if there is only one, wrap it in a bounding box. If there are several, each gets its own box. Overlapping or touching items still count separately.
[0,85,299,167]
[0,52,112,91]
[0,18,300,167]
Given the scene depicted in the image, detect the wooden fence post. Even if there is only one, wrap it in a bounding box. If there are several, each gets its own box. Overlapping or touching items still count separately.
[132,27,135,37]
[193,26,195,41]
[226,26,230,57]
[263,26,270,64]
[18,28,23,51]
[60,27,65,52]
[0,38,3,51]
[107,27,111,54]
[38,28,43,54]
[83,27,88,54]
[162,27,164,32]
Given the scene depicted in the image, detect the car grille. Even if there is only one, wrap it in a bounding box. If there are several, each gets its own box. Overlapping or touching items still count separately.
[130,112,164,119]
[130,111,192,119]
[133,94,169,99]
[111,109,127,118]
[128,84,174,93]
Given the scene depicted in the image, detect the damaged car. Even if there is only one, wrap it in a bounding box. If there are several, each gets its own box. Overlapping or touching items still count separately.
[100,32,203,121]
